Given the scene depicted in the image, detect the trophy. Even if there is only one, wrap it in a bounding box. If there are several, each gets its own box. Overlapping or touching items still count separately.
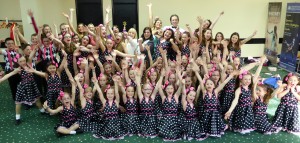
[123,21,127,32]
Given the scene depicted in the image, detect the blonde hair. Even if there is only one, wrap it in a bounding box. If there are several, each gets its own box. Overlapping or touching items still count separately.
[128,28,137,39]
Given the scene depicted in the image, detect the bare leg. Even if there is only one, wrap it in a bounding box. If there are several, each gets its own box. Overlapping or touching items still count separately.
[16,104,21,115]
[35,97,43,109]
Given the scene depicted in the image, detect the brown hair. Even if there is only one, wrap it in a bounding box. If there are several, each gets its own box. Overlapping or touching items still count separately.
[258,84,274,104]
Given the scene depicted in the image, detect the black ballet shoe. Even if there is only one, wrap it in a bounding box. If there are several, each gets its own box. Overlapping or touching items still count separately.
[15,119,21,125]
[40,112,47,115]
[76,128,84,134]
[24,104,31,110]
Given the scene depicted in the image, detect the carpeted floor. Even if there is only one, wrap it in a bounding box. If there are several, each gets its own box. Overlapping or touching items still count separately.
[0,67,300,143]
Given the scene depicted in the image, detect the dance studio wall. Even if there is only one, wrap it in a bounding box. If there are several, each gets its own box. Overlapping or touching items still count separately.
[1,0,299,57]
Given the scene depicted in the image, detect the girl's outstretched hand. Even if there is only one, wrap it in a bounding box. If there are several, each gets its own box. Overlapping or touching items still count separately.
[224,111,231,120]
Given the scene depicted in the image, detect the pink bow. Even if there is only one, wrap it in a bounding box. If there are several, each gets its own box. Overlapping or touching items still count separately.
[98,73,104,80]
[79,70,84,73]
[57,91,64,101]
[83,84,88,89]
[77,58,83,65]
[148,68,155,76]
[104,84,111,93]
[116,72,123,78]
[285,73,293,81]
[258,81,263,86]
[162,80,170,89]
[239,70,249,79]
[131,65,135,70]
[52,61,58,68]
[186,87,195,94]
[125,82,131,90]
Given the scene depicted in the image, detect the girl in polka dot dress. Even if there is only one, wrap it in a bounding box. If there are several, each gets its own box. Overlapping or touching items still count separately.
[225,55,266,134]
[252,80,277,134]
[193,63,238,137]
[30,50,68,110]
[93,76,125,140]
[120,83,140,136]
[136,70,161,138]
[157,69,183,141]
[76,76,98,132]
[181,79,206,141]
[272,73,300,135]
[13,56,45,125]
[43,83,82,136]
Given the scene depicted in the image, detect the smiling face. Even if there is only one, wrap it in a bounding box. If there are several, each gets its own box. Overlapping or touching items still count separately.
[43,26,51,34]
[104,64,112,75]
[23,46,32,56]
[226,65,234,74]
[155,20,162,28]
[77,24,84,33]
[42,38,51,46]
[163,29,172,40]
[241,74,252,86]
[202,20,210,29]
[81,36,90,46]
[98,75,108,87]
[106,39,114,49]
[115,33,123,44]
[31,35,38,45]
[149,71,157,82]
[256,86,266,98]
[231,34,239,44]
[142,84,153,97]
[63,33,72,44]
[169,73,176,83]
[187,90,196,102]
[129,69,135,80]
[211,71,220,83]
[170,16,179,27]
[106,88,115,100]
[72,35,79,43]
[216,33,223,41]
[143,29,151,39]
[166,84,175,96]
[47,64,57,75]
[17,56,26,67]
[182,33,190,43]
[113,26,119,34]
[204,29,212,40]
[84,88,93,100]
[185,76,192,87]
[77,73,84,83]
[128,29,137,39]
[205,79,215,91]
[60,24,68,34]
[233,57,240,67]
[126,86,135,98]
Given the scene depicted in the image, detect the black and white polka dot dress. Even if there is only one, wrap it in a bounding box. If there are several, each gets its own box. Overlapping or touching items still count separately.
[15,70,41,105]
[46,73,62,109]
[154,40,176,61]
[158,96,181,141]
[202,91,226,137]
[253,97,276,134]
[79,100,97,132]
[219,75,236,116]
[181,44,190,56]
[55,105,78,130]
[229,87,255,134]
[272,88,300,133]
[93,101,125,140]
[183,102,206,141]
[139,97,158,137]
[61,54,74,88]
[123,98,140,135]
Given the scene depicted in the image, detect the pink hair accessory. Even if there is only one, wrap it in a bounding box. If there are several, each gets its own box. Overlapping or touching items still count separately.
[125,82,131,90]
[97,73,104,80]
[162,80,170,89]
[258,81,263,86]
[79,70,84,73]
[116,72,123,78]
[149,83,154,90]
[57,91,64,101]
[77,58,83,65]
[148,68,155,76]
[52,61,58,67]
[285,73,293,81]
[83,84,88,89]
[186,86,195,94]
[104,84,111,93]
[239,70,249,79]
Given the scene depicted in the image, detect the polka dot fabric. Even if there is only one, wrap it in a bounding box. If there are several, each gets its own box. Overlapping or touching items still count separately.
[229,87,256,134]
[15,70,41,105]
[123,99,140,135]
[138,97,158,137]
[272,88,300,133]
[46,73,62,109]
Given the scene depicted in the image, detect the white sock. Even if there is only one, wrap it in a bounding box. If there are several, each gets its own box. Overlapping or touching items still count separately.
[39,108,45,113]
[70,131,76,134]
[16,114,20,120]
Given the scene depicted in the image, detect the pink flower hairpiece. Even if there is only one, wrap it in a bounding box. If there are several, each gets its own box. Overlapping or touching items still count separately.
[239,70,249,79]
[98,73,104,80]
[258,81,263,86]
[162,80,170,89]
[148,68,155,76]
[83,84,88,89]
[57,91,64,101]
[285,73,293,81]
[52,61,58,67]
[186,87,195,94]
[116,72,123,78]
[104,84,111,93]
[77,58,83,65]
[125,82,131,90]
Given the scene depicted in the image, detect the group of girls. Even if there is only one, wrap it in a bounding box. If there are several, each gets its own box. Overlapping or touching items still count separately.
[0,3,299,141]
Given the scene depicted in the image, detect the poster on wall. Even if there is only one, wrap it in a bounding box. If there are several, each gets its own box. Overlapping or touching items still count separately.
[264,2,282,64]
[279,3,300,72]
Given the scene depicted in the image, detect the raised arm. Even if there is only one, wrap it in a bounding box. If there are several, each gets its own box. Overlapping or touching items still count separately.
[94,77,106,105]
[75,75,86,108]
[215,71,237,94]
[156,69,166,100]
[0,68,20,84]
[62,13,78,35]
[44,103,63,115]
[196,16,203,44]
[209,11,224,29]
[15,27,29,44]
[170,39,180,55]
[147,3,153,28]
[57,50,68,75]
[224,87,241,120]
[135,72,144,100]
[145,45,153,66]
[252,55,266,83]
[26,66,46,78]
[92,53,104,74]
[181,79,187,111]
[27,9,38,34]
[113,76,120,105]
[240,30,257,45]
